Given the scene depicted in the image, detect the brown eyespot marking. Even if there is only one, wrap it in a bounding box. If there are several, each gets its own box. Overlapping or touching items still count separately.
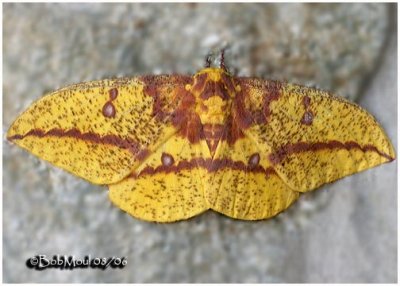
[161,153,175,166]
[6,52,395,223]
[109,88,118,100]
[300,95,314,125]
[248,153,260,168]
[102,88,119,118]
[102,102,116,118]
[301,111,314,125]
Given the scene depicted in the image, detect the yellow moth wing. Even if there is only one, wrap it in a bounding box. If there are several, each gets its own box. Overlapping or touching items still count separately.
[109,135,210,222]
[240,79,395,192]
[204,136,299,220]
[7,77,185,184]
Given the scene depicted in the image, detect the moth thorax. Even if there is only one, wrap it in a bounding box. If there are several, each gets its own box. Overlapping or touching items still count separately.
[196,96,231,125]
[187,67,239,125]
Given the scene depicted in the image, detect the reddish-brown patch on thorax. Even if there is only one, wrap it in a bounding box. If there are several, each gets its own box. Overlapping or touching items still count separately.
[200,80,231,101]
[194,69,237,101]
[190,73,207,94]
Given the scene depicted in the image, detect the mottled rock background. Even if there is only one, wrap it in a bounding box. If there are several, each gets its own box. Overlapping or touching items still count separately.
[3,3,397,283]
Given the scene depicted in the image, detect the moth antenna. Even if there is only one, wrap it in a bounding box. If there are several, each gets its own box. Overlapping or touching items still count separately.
[219,48,227,71]
[205,53,213,68]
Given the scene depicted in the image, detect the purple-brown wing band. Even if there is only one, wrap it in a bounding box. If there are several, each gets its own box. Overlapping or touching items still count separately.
[130,157,276,179]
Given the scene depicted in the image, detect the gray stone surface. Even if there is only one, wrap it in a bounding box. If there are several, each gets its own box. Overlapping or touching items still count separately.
[3,3,397,283]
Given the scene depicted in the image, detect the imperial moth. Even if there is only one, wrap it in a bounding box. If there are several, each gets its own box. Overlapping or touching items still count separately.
[7,58,395,222]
